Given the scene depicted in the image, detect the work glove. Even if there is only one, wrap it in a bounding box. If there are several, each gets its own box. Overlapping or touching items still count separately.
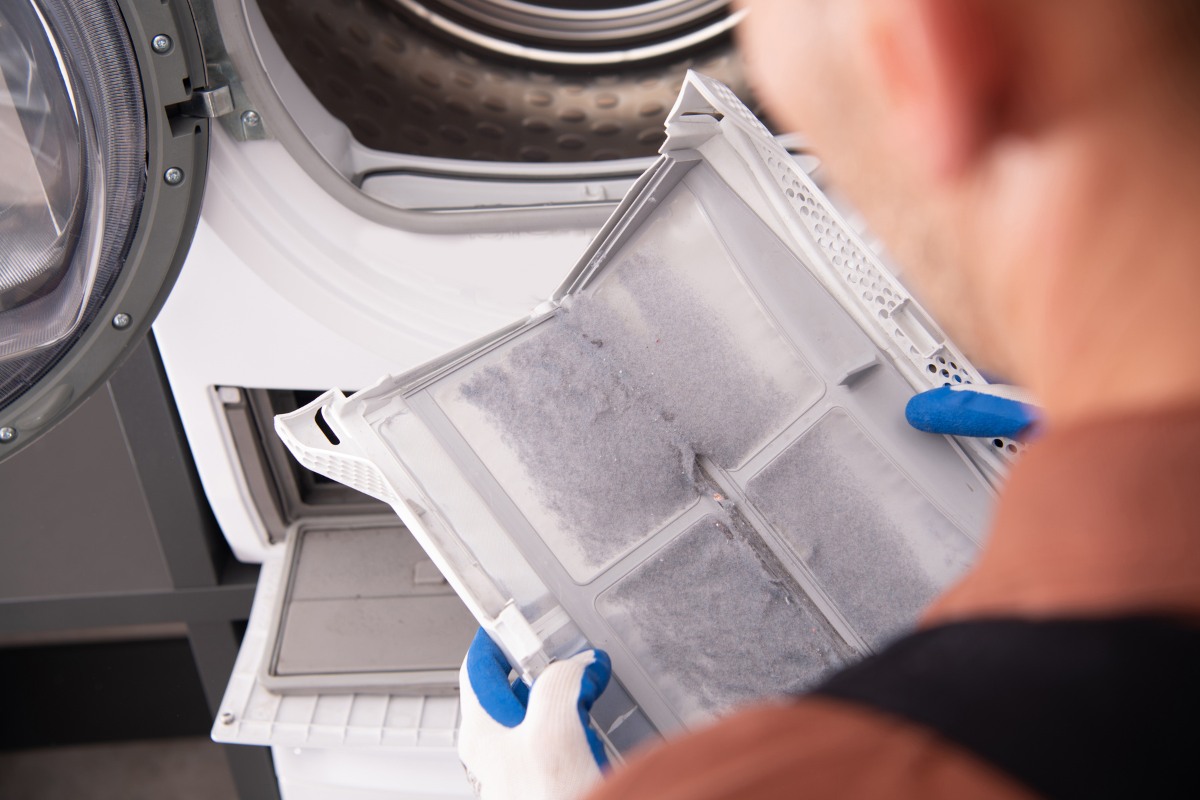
[459,628,612,800]
[905,383,1040,440]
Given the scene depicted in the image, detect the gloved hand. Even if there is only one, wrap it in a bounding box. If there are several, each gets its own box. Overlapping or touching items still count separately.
[459,628,612,800]
[906,383,1040,440]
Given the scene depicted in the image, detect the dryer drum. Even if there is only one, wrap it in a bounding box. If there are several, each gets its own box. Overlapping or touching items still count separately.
[0,0,146,407]
[259,0,765,162]
[396,0,733,56]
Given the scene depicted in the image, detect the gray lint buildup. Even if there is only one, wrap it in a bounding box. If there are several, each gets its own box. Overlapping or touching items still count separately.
[598,509,852,724]
[747,411,976,649]
[459,247,802,572]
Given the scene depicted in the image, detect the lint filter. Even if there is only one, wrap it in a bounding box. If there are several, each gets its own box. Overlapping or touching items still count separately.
[275,71,1007,757]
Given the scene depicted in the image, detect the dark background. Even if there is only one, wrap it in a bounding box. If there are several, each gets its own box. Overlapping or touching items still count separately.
[0,335,277,799]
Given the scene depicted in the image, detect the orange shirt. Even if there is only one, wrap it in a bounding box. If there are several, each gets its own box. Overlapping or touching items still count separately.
[587,404,1200,800]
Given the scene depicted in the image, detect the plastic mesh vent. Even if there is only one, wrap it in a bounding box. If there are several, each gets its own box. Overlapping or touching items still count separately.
[295,450,399,504]
[750,139,1025,460]
[704,75,770,138]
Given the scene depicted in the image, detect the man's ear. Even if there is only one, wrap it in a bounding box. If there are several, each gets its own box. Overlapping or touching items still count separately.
[864,0,1006,180]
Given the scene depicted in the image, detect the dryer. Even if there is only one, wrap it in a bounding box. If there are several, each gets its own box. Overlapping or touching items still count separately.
[2,1,779,797]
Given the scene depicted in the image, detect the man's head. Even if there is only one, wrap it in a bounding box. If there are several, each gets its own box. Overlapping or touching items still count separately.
[737,0,1200,421]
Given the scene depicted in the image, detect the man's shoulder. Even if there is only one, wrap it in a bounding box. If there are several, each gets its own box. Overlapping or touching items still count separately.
[926,404,1200,624]
[586,694,1035,800]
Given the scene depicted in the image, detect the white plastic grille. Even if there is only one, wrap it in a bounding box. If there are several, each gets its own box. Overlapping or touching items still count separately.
[749,139,1024,458]
[296,450,399,503]
[690,73,956,380]
[682,70,1025,462]
[754,142,1024,458]
[701,74,773,138]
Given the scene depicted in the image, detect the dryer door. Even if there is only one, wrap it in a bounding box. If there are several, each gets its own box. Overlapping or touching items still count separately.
[0,0,211,461]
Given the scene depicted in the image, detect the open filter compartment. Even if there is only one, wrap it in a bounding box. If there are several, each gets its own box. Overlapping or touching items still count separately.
[259,516,478,695]
[274,72,1001,755]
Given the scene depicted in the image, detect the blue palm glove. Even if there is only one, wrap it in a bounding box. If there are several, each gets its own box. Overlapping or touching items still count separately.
[906,384,1040,440]
[459,628,612,800]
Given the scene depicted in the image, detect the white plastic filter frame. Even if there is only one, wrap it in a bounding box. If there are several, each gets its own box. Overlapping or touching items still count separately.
[276,385,569,684]
[274,71,1008,747]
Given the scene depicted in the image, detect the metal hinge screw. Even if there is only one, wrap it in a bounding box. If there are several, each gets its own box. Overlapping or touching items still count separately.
[164,167,184,185]
[112,313,132,330]
[151,34,172,54]
[0,427,15,443]
[242,110,260,128]
[220,712,235,725]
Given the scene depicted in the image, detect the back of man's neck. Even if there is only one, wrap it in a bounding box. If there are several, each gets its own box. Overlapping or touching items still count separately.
[1005,114,1200,429]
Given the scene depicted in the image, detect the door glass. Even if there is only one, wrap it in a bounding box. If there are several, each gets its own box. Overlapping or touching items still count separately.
[0,0,103,361]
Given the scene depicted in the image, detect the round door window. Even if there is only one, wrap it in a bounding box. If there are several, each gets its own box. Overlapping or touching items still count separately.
[0,0,209,460]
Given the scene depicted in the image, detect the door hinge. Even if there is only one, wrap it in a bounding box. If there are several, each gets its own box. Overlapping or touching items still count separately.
[180,85,234,118]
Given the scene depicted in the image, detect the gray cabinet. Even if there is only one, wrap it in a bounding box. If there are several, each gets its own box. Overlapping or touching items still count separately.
[0,335,277,800]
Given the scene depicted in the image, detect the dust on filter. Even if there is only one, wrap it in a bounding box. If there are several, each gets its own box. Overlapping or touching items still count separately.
[747,410,977,649]
[597,511,853,724]
[458,248,803,573]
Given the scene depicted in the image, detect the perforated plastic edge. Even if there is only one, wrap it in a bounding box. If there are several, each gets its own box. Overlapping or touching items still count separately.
[664,71,1021,478]
[273,400,399,504]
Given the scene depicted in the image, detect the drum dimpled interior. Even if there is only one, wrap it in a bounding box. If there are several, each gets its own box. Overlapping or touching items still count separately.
[258,0,768,162]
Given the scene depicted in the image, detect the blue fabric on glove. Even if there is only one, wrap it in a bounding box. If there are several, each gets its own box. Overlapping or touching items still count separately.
[906,385,1039,439]
[466,628,529,728]
[465,628,612,768]
[574,650,612,767]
